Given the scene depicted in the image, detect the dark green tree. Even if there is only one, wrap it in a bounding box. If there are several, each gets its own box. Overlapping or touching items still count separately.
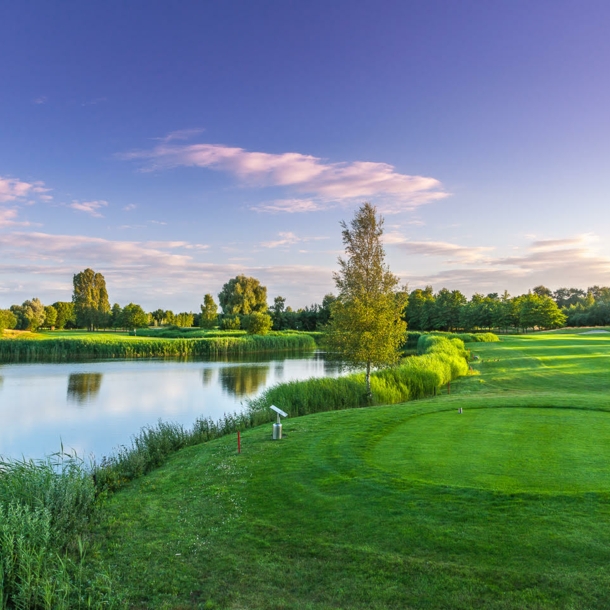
[52,302,76,329]
[72,268,110,330]
[43,305,58,329]
[218,275,267,315]
[121,303,149,328]
[151,309,166,326]
[270,296,287,330]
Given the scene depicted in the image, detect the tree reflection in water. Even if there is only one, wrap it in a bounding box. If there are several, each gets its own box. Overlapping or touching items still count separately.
[201,367,214,387]
[219,365,270,398]
[67,373,103,405]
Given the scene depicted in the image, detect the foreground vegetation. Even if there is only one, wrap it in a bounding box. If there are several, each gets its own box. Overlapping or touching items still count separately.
[0,452,118,609]
[89,332,610,609]
[4,331,610,608]
[0,330,316,361]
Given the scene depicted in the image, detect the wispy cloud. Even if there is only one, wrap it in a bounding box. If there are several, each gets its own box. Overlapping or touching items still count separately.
[0,231,334,309]
[530,233,598,251]
[251,198,326,214]
[69,200,108,217]
[154,128,206,143]
[33,96,47,105]
[260,231,328,249]
[0,208,34,228]
[119,139,448,212]
[261,232,302,248]
[402,233,610,295]
[81,97,107,107]
[0,177,51,203]
[386,233,493,262]
[123,204,137,211]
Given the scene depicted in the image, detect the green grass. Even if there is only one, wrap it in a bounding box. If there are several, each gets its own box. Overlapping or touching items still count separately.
[371,407,610,493]
[87,332,610,608]
[0,330,316,361]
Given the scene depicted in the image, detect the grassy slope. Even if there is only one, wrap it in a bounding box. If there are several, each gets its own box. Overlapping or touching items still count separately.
[93,334,610,609]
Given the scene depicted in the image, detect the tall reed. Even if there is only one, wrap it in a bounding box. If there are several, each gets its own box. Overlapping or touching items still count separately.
[0,333,316,362]
[0,451,119,608]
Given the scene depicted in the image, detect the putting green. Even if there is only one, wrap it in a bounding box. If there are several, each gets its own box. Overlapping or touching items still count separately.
[369,407,610,493]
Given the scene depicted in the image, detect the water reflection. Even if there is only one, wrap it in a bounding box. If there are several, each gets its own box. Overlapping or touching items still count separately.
[201,368,214,387]
[67,373,103,405]
[207,350,314,364]
[0,351,341,460]
[219,365,270,397]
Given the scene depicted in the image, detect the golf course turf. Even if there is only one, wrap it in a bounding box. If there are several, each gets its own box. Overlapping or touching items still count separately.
[92,332,610,609]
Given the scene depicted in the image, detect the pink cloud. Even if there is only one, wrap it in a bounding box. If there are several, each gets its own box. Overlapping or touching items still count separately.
[120,140,448,211]
[69,200,108,217]
[0,177,52,204]
[0,208,33,228]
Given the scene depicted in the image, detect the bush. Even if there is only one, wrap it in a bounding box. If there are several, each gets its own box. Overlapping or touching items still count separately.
[220,315,241,330]
[244,312,273,335]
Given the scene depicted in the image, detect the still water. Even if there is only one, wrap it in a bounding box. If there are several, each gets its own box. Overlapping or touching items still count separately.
[0,351,340,461]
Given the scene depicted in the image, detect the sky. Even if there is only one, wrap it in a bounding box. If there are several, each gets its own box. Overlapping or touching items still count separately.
[1,0,610,311]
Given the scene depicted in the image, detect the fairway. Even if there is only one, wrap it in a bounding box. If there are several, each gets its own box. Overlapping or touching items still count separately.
[370,407,610,492]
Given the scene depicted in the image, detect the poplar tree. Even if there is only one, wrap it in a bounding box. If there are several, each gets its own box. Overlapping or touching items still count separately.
[326,203,408,397]
[72,268,110,330]
[200,293,219,328]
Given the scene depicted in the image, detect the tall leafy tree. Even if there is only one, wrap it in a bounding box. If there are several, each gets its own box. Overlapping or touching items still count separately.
[200,293,219,328]
[121,303,149,328]
[52,301,76,329]
[43,305,58,329]
[0,309,17,333]
[218,275,267,315]
[326,203,407,397]
[270,296,287,330]
[151,309,166,327]
[72,268,110,330]
[10,298,46,331]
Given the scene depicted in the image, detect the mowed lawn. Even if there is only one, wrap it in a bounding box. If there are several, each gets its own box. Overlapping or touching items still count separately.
[93,333,610,609]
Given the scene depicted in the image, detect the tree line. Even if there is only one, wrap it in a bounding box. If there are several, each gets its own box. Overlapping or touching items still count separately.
[0,270,336,334]
[404,284,610,332]
[2,270,610,337]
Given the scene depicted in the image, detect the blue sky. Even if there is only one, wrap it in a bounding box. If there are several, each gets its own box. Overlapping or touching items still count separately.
[2,1,610,310]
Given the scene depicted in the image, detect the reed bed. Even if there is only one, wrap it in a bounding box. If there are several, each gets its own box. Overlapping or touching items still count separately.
[0,451,118,608]
[0,333,316,361]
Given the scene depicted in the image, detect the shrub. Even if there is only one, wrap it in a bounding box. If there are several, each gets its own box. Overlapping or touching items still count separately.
[220,315,241,330]
[244,312,273,335]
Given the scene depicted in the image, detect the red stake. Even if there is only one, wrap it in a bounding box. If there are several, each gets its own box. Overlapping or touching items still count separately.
[237,430,241,454]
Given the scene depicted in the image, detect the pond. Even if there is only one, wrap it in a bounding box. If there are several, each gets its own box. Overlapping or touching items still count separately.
[0,351,341,461]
